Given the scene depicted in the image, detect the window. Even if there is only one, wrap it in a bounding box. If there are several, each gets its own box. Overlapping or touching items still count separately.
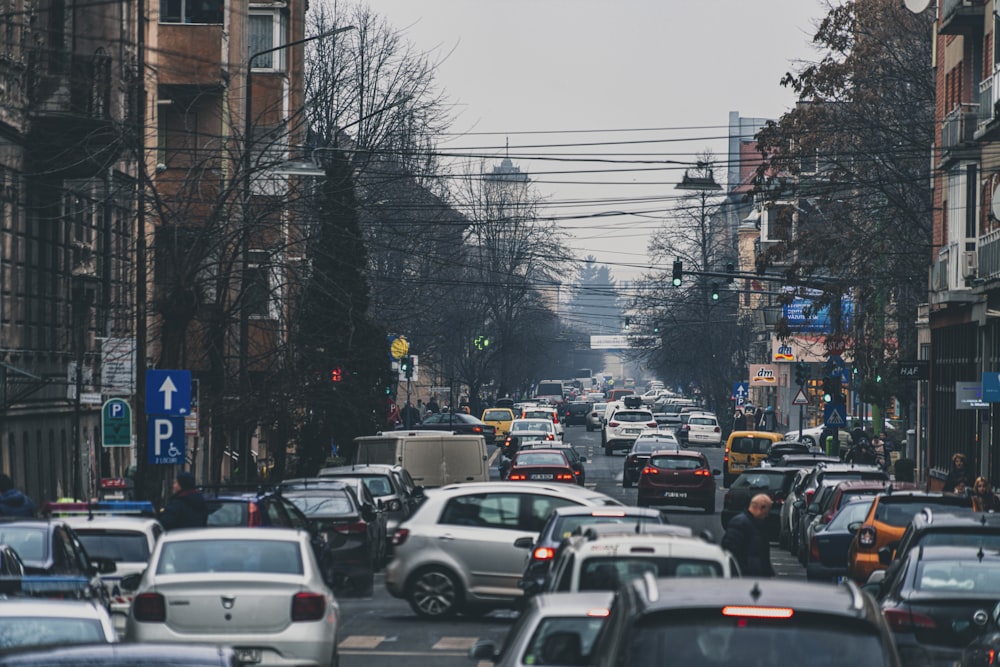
[160,0,223,24]
[527,495,577,532]
[245,250,275,319]
[249,13,285,69]
[440,493,519,529]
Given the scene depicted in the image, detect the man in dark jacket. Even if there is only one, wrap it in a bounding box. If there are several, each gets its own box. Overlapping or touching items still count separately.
[721,493,775,577]
[160,471,208,530]
[0,474,35,517]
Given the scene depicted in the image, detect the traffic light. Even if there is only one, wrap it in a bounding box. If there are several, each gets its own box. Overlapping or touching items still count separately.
[330,366,343,382]
[400,356,412,378]
[725,262,735,284]
[653,324,660,334]
[624,317,631,330]
[474,335,490,350]
[384,385,392,395]
[672,260,683,287]
[711,283,720,300]
[822,377,833,402]
[794,362,808,387]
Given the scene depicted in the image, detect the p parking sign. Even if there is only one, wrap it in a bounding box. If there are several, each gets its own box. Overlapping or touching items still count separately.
[102,398,132,448]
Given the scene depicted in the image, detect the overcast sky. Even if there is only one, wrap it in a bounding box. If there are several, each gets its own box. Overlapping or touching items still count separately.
[372,0,831,281]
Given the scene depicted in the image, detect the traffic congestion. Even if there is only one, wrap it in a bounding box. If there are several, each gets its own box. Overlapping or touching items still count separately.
[0,382,994,667]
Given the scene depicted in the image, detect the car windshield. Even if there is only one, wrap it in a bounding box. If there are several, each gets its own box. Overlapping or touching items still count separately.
[523,411,554,419]
[553,515,661,540]
[513,421,551,433]
[521,616,607,665]
[632,441,668,454]
[828,500,875,531]
[916,560,1000,594]
[424,413,472,424]
[156,539,303,575]
[689,417,716,426]
[614,412,652,423]
[625,614,889,667]
[0,527,48,563]
[579,558,722,590]
[515,453,568,467]
[206,500,249,526]
[483,410,510,421]
[732,473,786,492]
[75,530,150,562]
[0,617,107,648]
[874,499,972,527]
[731,437,774,454]
[649,456,703,470]
[285,493,354,517]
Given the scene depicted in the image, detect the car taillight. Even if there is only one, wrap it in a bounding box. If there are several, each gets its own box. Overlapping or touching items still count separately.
[556,473,574,481]
[647,421,657,428]
[509,473,527,480]
[723,454,729,464]
[858,525,876,548]
[248,502,262,527]
[694,469,711,477]
[553,416,559,424]
[809,537,820,562]
[546,434,555,440]
[335,520,367,534]
[641,466,658,475]
[609,421,620,428]
[804,489,815,504]
[714,426,721,433]
[533,547,555,560]
[133,593,166,622]
[884,608,936,632]
[291,592,326,621]
[472,426,482,433]
[393,528,409,546]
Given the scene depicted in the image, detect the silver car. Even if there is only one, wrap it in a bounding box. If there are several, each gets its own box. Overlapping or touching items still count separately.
[0,598,117,648]
[125,527,339,667]
[385,481,620,618]
[468,592,613,666]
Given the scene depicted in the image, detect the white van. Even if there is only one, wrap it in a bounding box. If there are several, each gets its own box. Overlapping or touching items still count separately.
[353,431,489,488]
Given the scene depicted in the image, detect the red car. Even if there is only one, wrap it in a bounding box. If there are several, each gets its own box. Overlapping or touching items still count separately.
[636,449,719,513]
[505,449,577,484]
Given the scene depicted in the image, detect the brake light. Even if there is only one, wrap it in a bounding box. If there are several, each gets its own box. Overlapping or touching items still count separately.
[724,454,729,464]
[133,593,166,622]
[587,608,610,617]
[472,426,482,433]
[722,606,794,619]
[714,426,721,433]
[884,608,936,632]
[804,489,815,504]
[393,528,409,547]
[291,592,326,621]
[809,537,820,562]
[641,466,658,475]
[335,520,368,534]
[553,416,559,424]
[609,421,620,428]
[509,473,527,480]
[858,525,876,548]
[532,547,556,560]
[574,470,581,476]
[556,473,574,481]
[248,502,262,527]
[694,469,711,477]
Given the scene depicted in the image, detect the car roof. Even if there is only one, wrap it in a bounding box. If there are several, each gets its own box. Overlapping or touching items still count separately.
[0,597,109,618]
[833,479,897,491]
[530,591,615,615]
[158,526,309,542]
[912,509,1000,529]
[62,516,162,531]
[550,506,661,518]
[319,465,397,475]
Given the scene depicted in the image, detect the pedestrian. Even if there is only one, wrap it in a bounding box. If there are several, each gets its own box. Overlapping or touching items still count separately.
[972,477,1000,512]
[733,409,747,431]
[160,471,208,530]
[0,474,35,517]
[721,493,775,577]
[426,397,440,414]
[945,453,972,493]
[870,433,888,471]
[401,401,422,427]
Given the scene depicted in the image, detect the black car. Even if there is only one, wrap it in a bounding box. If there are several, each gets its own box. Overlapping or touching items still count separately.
[514,505,665,597]
[281,477,389,560]
[317,464,421,537]
[202,489,312,530]
[879,545,1000,667]
[416,412,497,445]
[806,497,875,581]
[521,442,588,485]
[588,577,902,667]
[281,483,384,596]
[762,441,812,466]
[721,467,799,539]
[564,401,592,426]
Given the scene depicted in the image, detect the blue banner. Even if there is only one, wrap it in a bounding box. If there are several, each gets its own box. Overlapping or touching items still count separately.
[783,295,854,334]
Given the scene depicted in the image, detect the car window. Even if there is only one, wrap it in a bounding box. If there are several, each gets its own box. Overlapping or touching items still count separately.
[360,475,394,497]
[916,560,1000,594]
[516,453,569,467]
[555,553,575,592]
[649,455,703,470]
[286,494,354,517]
[280,498,312,529]
[440,493,517,529]
[732,437,773,454]
[522,616,607,665]
[828,501,875,530]
[874,499,973,527]
[689,417,715,426]
[156,539,304,575]
[614,412,652,423]
[579,557,722,590]
[553,515,661,540]
[732,473,786,491]
[206,500,249,526]
[526,495,578,533]
[75,529,151,562]
[0,618,108,647]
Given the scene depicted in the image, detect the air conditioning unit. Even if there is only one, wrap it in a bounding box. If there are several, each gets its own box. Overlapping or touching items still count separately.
[962,250,978,278]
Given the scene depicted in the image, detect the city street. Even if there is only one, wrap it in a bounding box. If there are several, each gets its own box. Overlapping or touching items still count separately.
[336,424,805,667]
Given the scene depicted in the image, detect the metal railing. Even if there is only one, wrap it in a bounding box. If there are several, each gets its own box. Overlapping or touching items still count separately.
[979,228,1000,280]
[942,104,979,148]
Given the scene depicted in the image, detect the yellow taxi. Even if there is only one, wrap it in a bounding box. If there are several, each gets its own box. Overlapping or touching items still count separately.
[846,491,973,583]
[722,430,785,488]
[481,407,515,439]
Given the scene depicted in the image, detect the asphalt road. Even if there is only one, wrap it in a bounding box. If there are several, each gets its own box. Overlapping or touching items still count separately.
[336,424,805,667]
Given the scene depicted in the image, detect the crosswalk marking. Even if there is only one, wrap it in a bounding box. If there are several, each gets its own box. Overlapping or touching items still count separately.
[432,637,478,650]
[339,635,385,649]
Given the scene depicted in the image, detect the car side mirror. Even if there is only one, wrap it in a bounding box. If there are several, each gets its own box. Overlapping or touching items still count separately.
[468,640,499,661]
[361,505,376,522]
[793,500,805,509]
[579,456,588,463]
[807,503,820,515]
[712,469,722,476]
[513,536,534,549]
[848,521,863,534]
[119,572,144,592]
[412,486,425,498]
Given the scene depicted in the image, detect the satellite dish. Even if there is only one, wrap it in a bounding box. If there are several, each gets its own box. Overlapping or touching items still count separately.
[904,0,931,13]
[993,183,1000,221]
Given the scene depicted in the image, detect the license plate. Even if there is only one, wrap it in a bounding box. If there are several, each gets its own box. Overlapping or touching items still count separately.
[625,429,640,434]
[235,649,261,664]
[531,474,553,480]
[729,463,745,471]
[664,491,687,498]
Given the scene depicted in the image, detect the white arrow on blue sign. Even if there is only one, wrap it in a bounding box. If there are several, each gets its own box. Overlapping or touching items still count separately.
[145,370,192,416]
[732,382,749,407]
[148,416,186,465]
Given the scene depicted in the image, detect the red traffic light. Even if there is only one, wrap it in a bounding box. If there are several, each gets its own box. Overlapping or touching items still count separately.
[330,367,343,382]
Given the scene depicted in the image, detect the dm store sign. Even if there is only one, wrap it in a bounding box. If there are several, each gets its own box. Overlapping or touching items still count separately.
[749,364,778,386]
[773,343,795,362]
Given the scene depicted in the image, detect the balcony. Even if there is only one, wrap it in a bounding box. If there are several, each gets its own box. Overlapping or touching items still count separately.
[940,0,986,35]
[941,104,980,161]
[930,241,978,304]
[979,228,1000,281]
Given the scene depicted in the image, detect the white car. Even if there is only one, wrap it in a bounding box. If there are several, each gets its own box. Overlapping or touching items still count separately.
[586,402,608,431]
[519,406,564,437]
[0,598,117,648]
[384,481,620,618]
[125,527,339,667]
[602,409,658,455]
[679,413,722,446]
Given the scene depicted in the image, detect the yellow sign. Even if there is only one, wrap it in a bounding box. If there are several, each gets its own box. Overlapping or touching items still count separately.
[390,336,409,360]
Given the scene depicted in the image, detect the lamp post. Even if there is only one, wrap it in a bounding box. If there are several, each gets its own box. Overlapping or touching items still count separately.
[238,25,354,481]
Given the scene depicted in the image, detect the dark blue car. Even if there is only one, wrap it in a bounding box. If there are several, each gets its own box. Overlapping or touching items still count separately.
[806,497,874,581]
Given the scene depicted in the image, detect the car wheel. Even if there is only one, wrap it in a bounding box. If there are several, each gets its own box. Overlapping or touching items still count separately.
[407,566,463,619]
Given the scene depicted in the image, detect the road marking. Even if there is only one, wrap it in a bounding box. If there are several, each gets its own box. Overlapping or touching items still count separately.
[433,637,479,650]
[339,635,385,649]
[488,448,500,466]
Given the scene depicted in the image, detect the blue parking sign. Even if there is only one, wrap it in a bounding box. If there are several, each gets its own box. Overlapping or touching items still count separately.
[148,416,186,465]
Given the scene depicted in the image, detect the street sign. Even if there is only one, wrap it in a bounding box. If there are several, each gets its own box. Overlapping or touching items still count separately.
[983,373,1000,402]
[389,336,409,360]
[792,388,809,406]
[823,403,847,427]
[956,382,988,410]
[900,360,929,381]
[732,382,749,407]
[102,398,132,448]
[148,416,186,465]
[145,370,192,415]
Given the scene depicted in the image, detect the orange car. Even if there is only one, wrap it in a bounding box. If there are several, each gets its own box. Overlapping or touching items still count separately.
[846,491,973,583]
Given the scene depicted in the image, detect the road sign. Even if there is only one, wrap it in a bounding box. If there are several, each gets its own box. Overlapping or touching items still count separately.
[148,416,186,465]
[823,403,847,427]
[389,336,409,360]
[102,398,132,448]
[983,373,1000,402]
[145,370,192,415]
[732,382,749,407]
[792,388,809,406]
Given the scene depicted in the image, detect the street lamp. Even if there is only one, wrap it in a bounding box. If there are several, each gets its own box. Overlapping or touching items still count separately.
[237,24,355,482]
